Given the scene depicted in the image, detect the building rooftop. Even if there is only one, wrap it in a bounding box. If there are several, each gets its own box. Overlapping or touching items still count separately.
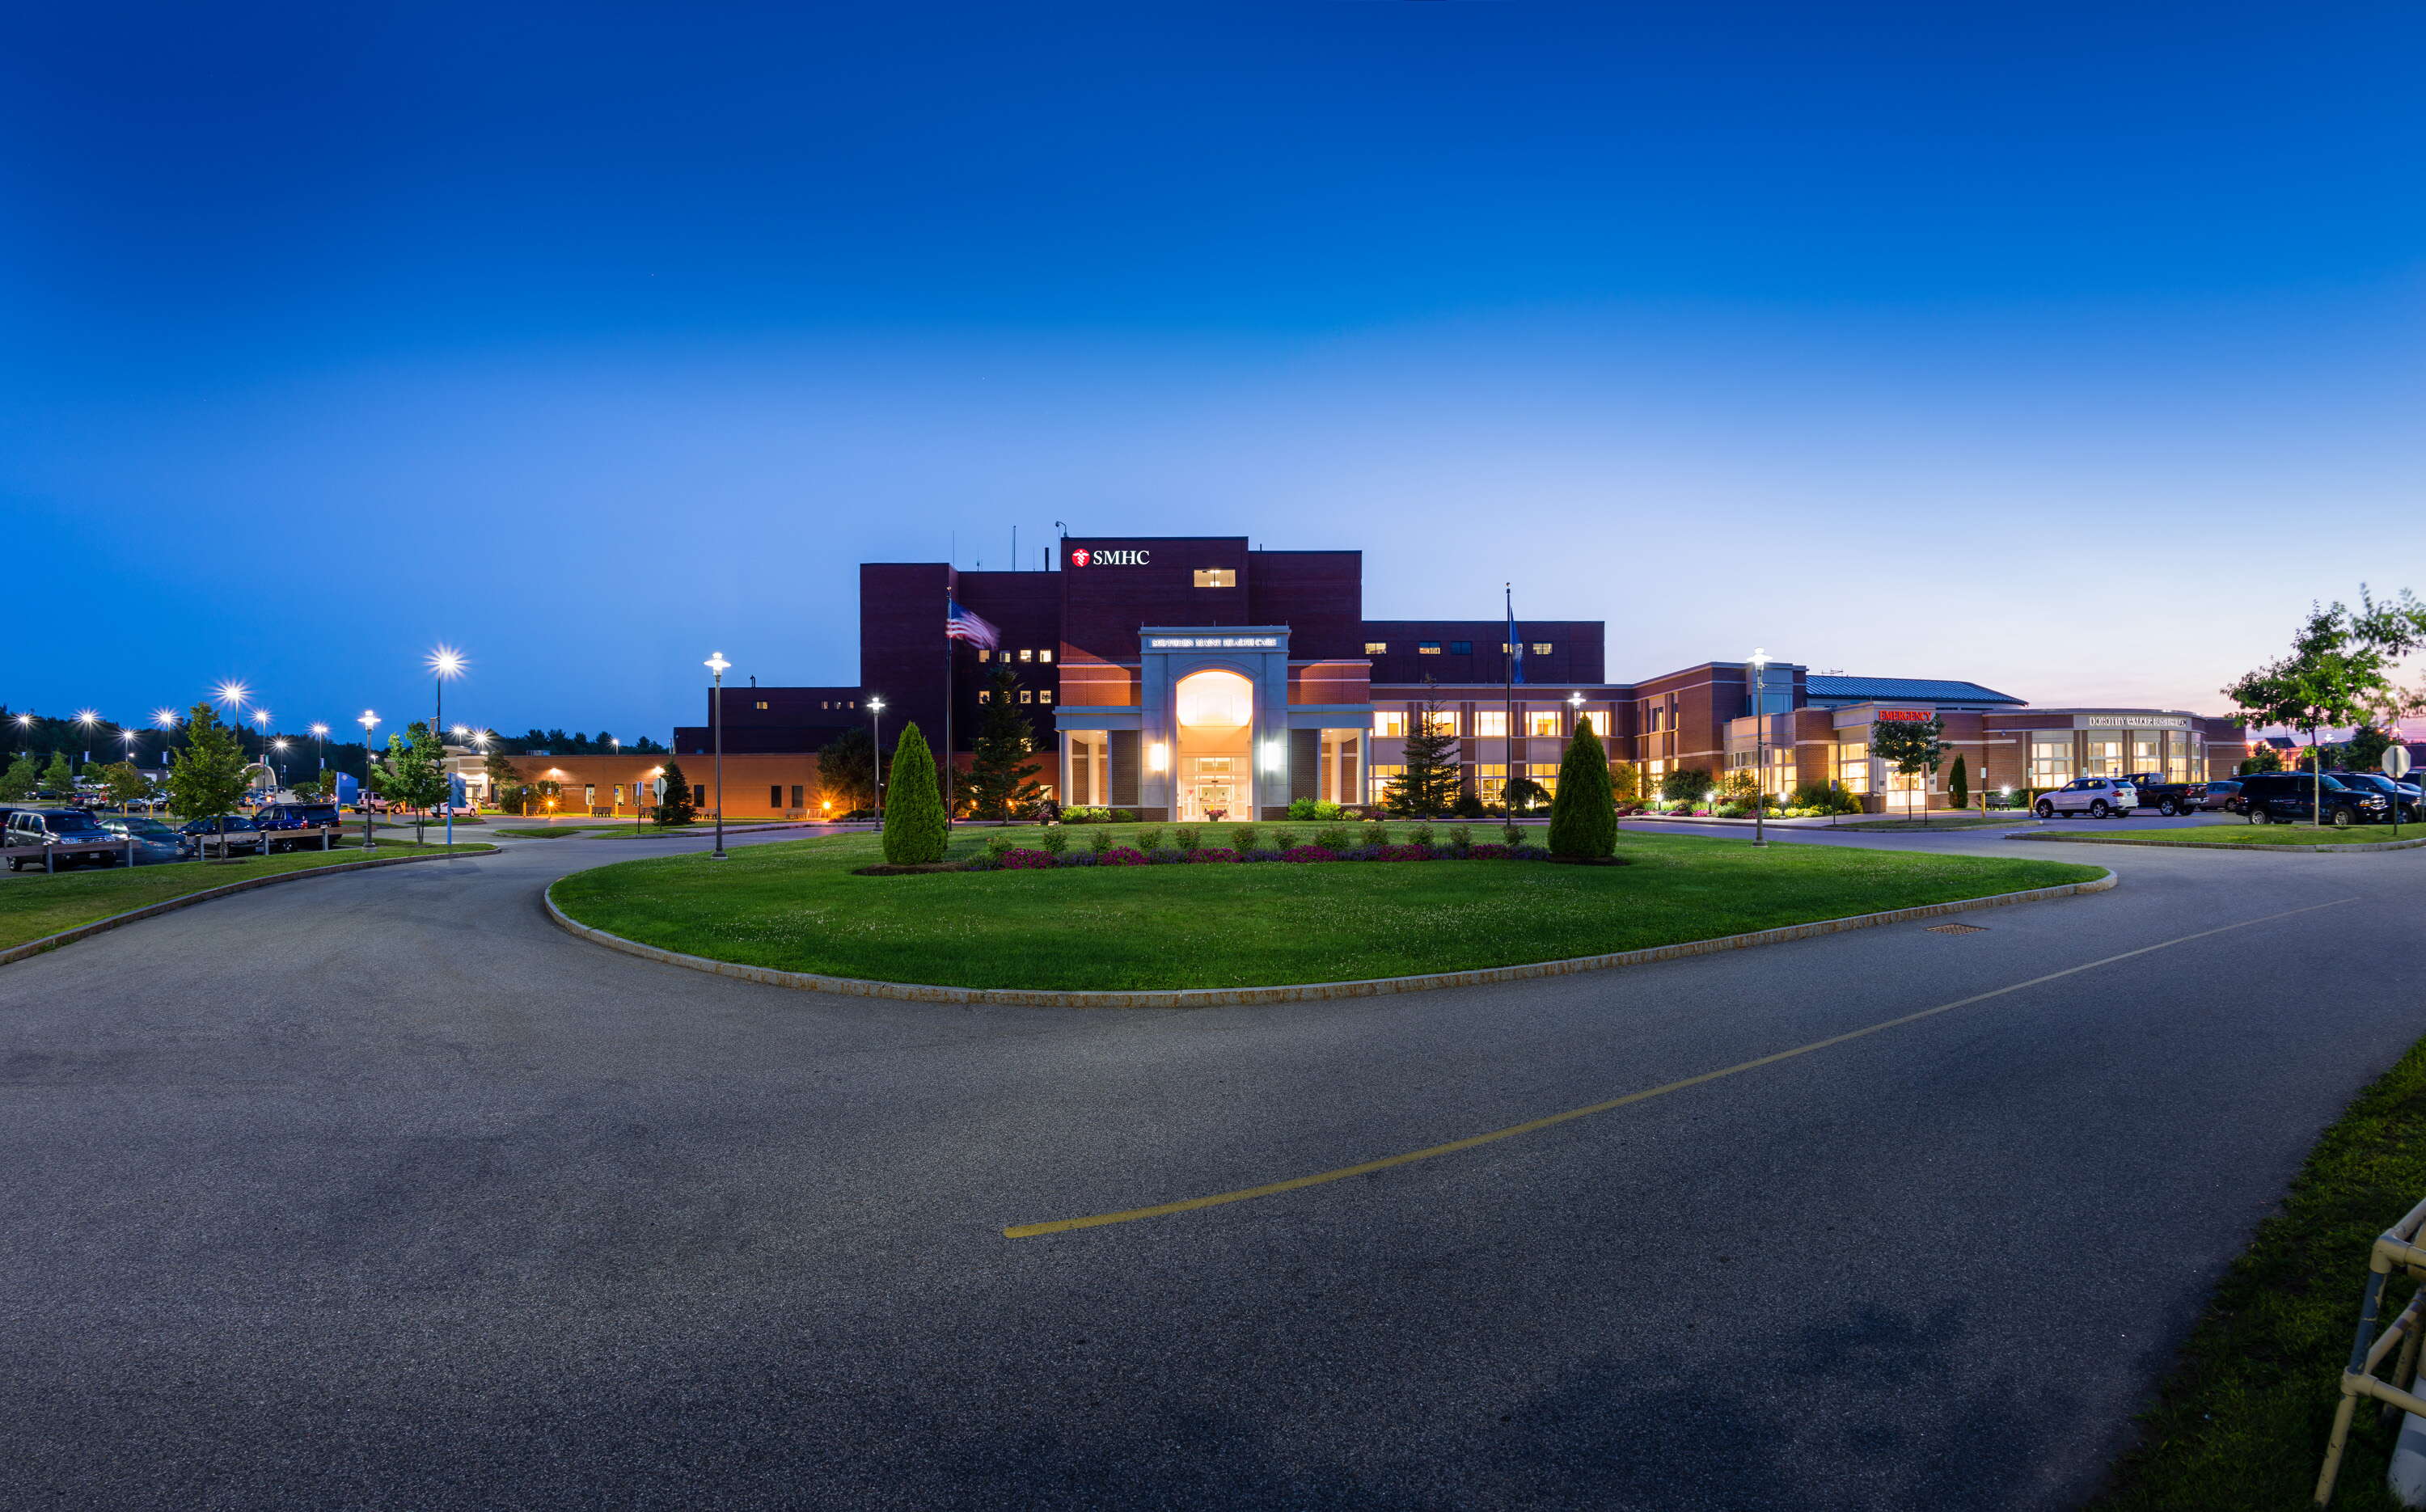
[1803,675,2026,707]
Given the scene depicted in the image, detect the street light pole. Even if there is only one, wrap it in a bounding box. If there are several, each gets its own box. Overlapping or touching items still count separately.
[869,696,886,821]
[705,652,731,859]
[1753,653,1777,840]
[358,712,379,848]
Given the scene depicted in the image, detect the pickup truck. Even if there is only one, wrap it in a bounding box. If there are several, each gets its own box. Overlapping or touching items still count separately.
[2120,771,2200,817]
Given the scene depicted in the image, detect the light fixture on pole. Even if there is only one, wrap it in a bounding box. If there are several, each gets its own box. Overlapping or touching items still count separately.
[1748,648,1769,848]
[310,722,330,792]
[705,652,731,858]
[427,647,465,850]
[213,680,249,712]
[868,696,886,819]
[270,737,290,788]
[74,709,98,773]
[358,711,380,847]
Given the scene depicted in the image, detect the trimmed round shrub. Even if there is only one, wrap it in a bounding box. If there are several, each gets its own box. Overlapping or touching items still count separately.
[1098,847,1150,866]
[1040,827,1071,855]
[1000,848,1056,869]
[1279,844,1338,863]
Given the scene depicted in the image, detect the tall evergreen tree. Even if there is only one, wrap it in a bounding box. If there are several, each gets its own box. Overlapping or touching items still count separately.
[962,665,1046,821]
[1949,754,1970,810]
[881,722,949,864]
[652,761,697,826]
[1547,716,1617,857]
[1384,691,1462,816]
[166,701,251,826]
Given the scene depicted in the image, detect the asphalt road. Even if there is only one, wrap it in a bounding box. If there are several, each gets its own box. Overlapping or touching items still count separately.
[4,822,2421,1510]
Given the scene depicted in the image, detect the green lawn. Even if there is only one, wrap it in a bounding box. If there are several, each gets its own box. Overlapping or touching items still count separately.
[2088,1036,2426,1512]
[2023,825,2415,847]
[0,839,496,953]
[548,823,2103,991]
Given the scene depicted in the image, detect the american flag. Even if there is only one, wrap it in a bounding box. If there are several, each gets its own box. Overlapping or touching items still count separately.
[946,598,1000,649]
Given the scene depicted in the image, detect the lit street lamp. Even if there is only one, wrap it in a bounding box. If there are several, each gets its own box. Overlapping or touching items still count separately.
[705,652,731,858]
[869,695,886,820]
[427,647,465,849]
[310,722,329,792]
[75,710,98,773]
[358,711,380,847]
[270,737,290,790]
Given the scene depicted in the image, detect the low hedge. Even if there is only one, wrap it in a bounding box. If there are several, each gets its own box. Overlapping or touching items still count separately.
[968,839,1553,871]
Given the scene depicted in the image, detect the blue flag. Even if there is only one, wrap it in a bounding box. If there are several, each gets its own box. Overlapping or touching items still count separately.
[1506,587,1524,685]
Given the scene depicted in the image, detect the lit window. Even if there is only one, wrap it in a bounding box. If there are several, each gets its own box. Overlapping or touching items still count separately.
[1503,642,1521,654]
[1526,710,1562,737]
[1039,690,1054,704]
[1474,711,1507,738]
[754,701,768,711]
[1018,648,1033,662]
[977,691,990,704]
[1018,690,1033,704]
[1192,568,1236,588]
[1837,741,1870,794]
[1038,649,1054,664]
[1418,641,1442,655]
[1531,642,1552,656]
[1364,642,1388,656]
[1449,640,1472,655]
[977,649,990,662]
[1373,711,1406,739]
[1422,710,1459,736]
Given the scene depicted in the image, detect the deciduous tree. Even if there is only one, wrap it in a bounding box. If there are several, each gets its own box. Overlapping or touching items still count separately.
[1870,716,1946,821]
[378,721,450,843]
[817,726,876,814]
[0,752,36,800]
[166,702,250,826]
[2224,591,2426,824]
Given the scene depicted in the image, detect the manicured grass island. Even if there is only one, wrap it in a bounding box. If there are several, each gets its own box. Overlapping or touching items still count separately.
[547,823,2103,992]
[0,839,496,954]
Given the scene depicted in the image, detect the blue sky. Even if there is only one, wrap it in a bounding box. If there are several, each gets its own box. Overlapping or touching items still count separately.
[5,3,2421,740]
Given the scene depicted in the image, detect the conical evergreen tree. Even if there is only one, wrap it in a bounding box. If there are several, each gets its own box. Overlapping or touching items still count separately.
[881,722,949,864]
[653,759,697,826]
[1546,716,1616,857]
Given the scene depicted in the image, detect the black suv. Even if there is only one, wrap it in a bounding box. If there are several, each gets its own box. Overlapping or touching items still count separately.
[2238,772,2392,827]
[253,803,343,851]
[2324,771,2423,823]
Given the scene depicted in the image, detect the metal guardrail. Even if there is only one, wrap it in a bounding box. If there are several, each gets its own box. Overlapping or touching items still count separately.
[2316,1193,2426,1504]
[0,826,344,874]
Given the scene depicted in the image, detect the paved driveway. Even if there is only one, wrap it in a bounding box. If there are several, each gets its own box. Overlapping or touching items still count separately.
[2,826,2417,1510]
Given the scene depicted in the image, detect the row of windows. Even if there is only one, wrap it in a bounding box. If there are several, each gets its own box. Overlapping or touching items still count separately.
[767,784,807,809]
[1193,568,1236,588]
[976,648,1055,665]
[1363,641,1556,657]
[1372,707,1602,738]
[749,699,864,710]
[977,689,1055,705]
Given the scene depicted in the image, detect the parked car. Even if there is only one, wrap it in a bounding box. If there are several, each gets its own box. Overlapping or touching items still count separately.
[2237,771,2392,827]
[4,808,125,870]
[179,814,266,855]
[2035,777,2140,818]
[2188,778,2242,812]
[2118,771,2200,817]
[254,803,343,850]
[95,814,196,864]
[347,793,391,814]
[2326,771,2423,822]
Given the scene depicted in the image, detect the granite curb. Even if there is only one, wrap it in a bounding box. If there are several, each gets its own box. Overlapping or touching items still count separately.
[2006,831,2426,854]
[0,847,497,969]
[543,868,2119,1010]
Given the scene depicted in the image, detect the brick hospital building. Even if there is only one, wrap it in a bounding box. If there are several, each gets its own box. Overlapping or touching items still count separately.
[552,534,2245,821]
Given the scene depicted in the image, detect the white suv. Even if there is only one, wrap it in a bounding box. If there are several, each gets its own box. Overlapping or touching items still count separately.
[2035,777,2139,818]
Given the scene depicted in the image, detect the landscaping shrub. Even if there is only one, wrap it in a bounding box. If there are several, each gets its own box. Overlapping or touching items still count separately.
[879,724,949,864]
[1548,716,1617,858]
[1659,765,1710,804]
[1230,824,1259,851]
[1136,827,1164,851]
[1279,845,1338,863]
[1286,798,1344,821]
[1112,809,1137,822]
[1268,827,1300,850]
[1406,821,1436,848]
[1360,821,1390,847]
[1172,825,1202,851]
[1452,786,1486,818]
[1714,803,1748,818]
[1448,824,1473,849]
[1040,826,1070,855]
[1099,847,1150,866]
[1086,827,1113,853]
[1312,825,1354,851]
[1000,847,1055,869]
[1062,806,1112,824]
[983,834,1016,861]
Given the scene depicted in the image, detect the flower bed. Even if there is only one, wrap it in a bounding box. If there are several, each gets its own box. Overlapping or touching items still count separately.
[966,839,1566,872]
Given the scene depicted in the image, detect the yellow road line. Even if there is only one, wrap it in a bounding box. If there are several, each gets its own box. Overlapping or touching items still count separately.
[1003,897,2360,1238]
